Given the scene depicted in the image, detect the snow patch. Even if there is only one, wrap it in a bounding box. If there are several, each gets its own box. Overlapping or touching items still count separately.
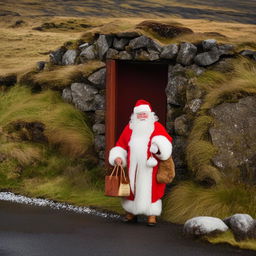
[0,192,121,220]
[184,216,228,236]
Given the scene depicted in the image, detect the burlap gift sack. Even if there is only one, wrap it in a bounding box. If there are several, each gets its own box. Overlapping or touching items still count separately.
[105,165,130,197]
[156,156,175,184]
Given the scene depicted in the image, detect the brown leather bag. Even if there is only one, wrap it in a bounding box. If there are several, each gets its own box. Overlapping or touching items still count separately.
[105,165,130,197]
[156,156,175,184]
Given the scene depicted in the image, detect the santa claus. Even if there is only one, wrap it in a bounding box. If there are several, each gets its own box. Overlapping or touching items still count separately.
[108,99,173,226]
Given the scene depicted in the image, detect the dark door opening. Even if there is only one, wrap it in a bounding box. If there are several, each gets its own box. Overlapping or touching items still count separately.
[116,61,168,139]
[105,60,168,163]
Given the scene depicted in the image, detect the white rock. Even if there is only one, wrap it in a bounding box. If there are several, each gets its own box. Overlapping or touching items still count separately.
[184,216,228,236]
[224,213,254,233]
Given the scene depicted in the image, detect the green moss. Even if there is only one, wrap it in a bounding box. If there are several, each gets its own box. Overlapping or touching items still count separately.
[22,176,123,213]
[196,70,227,91]
[187,140,217,172]
[205,231,256,251]
[0,159,21,189]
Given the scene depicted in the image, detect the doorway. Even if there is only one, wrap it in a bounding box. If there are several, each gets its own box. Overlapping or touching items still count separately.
[105,60,168,160]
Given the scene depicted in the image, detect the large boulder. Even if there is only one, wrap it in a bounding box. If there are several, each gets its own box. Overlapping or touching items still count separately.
[96,34,113,60]
[88,68,106,89]
[106,48,119,59]
[166,75,188,106]
[184,216,228,237]
[176,43,197,66]
[113,37,129,50]
[194,47,220,66]
[49,47,66,65]
[202,39,217,51]
[62,49,78,65]
[128,35,151,50]
[224,214,254,241]
[80,45,97,62]
[209,96,256,180]
[160,44,179,59]
[248,220,256,240]
[128,35,161,53]
[69,83,98,112]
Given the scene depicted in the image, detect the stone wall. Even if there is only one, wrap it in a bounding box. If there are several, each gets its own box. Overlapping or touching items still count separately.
[38,32,256,178]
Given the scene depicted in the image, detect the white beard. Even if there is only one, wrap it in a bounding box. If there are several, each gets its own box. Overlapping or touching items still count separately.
[121,112,162,216]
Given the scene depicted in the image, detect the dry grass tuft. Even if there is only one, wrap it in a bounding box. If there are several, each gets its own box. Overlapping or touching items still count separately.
[22,61,105,90]
[0,85,93,158]
[162,181,256,224]
[0,142,41,166]
[185,58,256,185]
[201,57,256,111]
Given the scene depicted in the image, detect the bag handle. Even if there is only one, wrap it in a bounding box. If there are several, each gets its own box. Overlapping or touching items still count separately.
[120,165,127,183]
[109,164,128,182]
[110,165,119,177]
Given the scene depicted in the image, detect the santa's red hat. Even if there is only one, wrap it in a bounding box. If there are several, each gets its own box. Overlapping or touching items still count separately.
[133,99,152,114]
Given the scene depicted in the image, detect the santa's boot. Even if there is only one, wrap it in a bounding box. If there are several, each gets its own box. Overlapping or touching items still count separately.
[123,212,137,223]
[147,216,157,227]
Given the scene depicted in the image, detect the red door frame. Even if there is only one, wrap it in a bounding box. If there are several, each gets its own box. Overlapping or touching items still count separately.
[105,59,117,165]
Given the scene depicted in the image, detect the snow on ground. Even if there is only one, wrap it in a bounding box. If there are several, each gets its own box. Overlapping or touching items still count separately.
[0,192,121,220]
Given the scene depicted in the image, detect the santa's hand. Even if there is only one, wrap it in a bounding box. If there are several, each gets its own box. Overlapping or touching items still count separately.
[114,157,122,166]
[150,143,158,154]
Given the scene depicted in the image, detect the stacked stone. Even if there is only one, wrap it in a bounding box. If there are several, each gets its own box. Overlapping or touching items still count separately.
[40,33,255,166]
[39,34,256,69]
[62,67,106,162]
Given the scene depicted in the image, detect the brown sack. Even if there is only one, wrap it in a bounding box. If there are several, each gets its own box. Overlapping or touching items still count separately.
[157,156,175,184]
[105,165,130,197]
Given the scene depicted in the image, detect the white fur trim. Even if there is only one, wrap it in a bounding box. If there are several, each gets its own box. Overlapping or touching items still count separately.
[108,146,127,167]
[127,122,157,214]
[146,156,158,167]
[122,198,162,216]
[133,104,151,114]
[149,143,158,154]
[151,135,172,160]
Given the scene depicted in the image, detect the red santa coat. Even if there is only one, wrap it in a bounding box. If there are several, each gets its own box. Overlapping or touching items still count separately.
[109,121,173,203]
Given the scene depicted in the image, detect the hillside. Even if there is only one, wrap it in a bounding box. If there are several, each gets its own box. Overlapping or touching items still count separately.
[0,0,256,24]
